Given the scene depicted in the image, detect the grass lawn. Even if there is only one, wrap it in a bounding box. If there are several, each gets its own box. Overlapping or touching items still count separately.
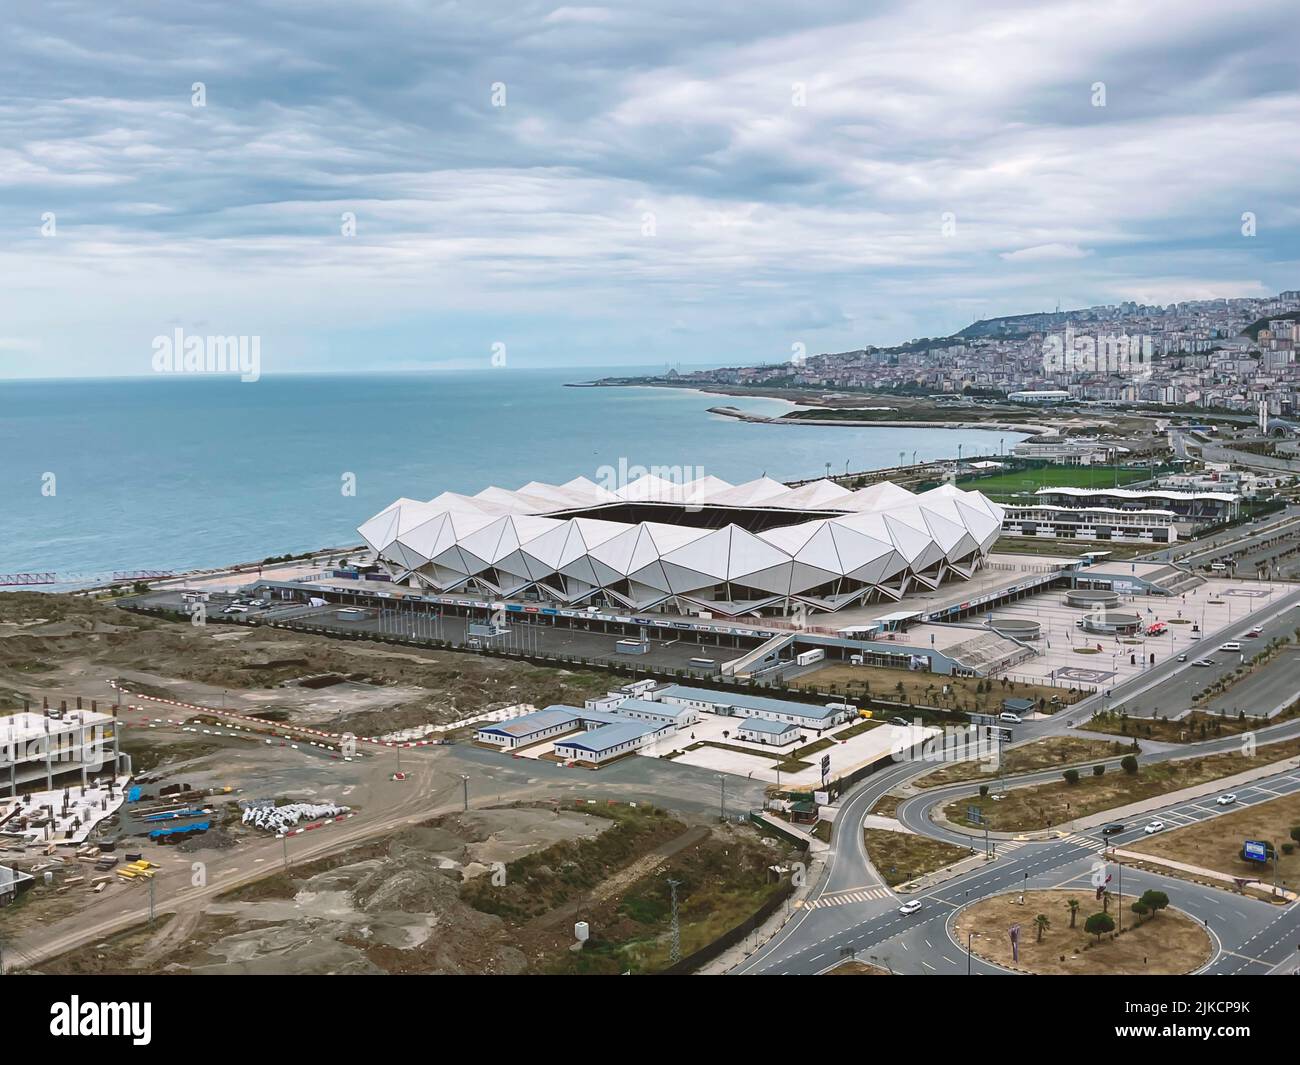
[994,536,1151,560]
[957,465,1150,498]
[864,827,974,886]
[791,663,1082,712]
[944,735,1300,832]
[1128,792,1300,888]
[955,889,1211,975]
[915,736,1133,789]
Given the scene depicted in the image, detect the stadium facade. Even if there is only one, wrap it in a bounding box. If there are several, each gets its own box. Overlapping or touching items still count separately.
[357,475,1004,618]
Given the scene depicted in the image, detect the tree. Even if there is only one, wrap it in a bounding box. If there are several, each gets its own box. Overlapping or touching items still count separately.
[1139,889,1169,917]
[1063,768,1080,785]
[1085,912,1115,942]
[979,784,989,797]
[1120,754,1139,775]
[1129,900,1150,925]
[1034,913,1050,942]
[1066,897,1080,928]
[1290,825,1300,846]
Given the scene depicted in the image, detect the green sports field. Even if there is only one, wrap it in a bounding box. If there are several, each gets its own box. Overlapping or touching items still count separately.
[957,465,1150,498]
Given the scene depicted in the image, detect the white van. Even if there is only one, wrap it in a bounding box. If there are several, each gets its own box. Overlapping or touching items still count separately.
[1210,562,1227,572]
[1220,641,1241,652]
[999,711,1022,724]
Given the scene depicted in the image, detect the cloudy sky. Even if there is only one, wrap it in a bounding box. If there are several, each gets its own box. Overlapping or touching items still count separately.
[3,0,1299,379]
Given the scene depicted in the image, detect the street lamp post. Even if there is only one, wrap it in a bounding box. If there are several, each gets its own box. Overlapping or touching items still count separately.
[967,931,980,975]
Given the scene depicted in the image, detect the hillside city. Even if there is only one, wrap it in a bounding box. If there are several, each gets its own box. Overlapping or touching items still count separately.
[650,291,1300,414]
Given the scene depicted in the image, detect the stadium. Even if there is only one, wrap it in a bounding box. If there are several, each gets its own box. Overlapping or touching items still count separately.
[357,474,1005,618]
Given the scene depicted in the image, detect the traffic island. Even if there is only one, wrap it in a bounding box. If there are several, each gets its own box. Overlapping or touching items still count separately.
[953,888,1213,975]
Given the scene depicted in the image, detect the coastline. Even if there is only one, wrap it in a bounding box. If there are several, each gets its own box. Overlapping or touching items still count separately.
[577,378,1046,434]
[704,403,1047,435]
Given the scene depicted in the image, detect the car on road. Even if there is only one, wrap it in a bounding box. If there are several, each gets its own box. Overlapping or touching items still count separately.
[1101,823,1126,835]
[1246,628,1262,638]
[998,712,1022,724]
[898,900,922,915]
[1177,653,1188,662]
[889,717,909,727]
[1143,820,1165,834]
[1216,793,1237,805]
[222,605,250,615]
[1220,641,1241,652]
[1192,658,1215,667]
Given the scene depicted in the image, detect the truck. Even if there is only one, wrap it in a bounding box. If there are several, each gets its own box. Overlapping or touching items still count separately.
[795,648,825,667]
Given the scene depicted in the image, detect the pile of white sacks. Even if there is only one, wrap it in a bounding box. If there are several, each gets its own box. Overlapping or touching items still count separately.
[242,801,350,833]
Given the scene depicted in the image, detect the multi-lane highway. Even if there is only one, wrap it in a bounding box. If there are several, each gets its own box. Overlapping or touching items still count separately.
[735,581,1300,976]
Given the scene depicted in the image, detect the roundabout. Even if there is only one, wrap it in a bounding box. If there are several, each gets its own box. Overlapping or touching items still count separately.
[951,888,1213,975]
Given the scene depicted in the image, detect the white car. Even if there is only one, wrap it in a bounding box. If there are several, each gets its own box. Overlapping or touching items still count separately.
[1143,820,1165,834]
[1192,658,1214,667]
[898,900,923,915]
[1216,793,1237,806]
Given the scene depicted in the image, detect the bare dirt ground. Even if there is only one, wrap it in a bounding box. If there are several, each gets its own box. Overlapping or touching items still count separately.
[864,827,973,887]
[0,592,613,735]
[947,736,1300,832]
[35,803,792,976]
[1128,792,1300,886]
[915,736,1133,789]
[954,888,1212,975]
[792,663,1081,712]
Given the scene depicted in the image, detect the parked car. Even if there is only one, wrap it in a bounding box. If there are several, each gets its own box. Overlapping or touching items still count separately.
[1143,820,1165,834]
[1216,793,1237,806]
[898,900,922,915]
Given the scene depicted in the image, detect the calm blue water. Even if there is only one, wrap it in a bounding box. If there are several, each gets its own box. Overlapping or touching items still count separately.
[0,370,1023,583]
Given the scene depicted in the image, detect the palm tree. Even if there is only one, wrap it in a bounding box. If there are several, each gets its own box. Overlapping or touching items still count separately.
[1067,897,1079,929]
[1034,913,1050,943]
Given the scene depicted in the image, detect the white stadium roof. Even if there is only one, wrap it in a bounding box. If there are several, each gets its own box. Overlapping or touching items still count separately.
[359,475,1004,617]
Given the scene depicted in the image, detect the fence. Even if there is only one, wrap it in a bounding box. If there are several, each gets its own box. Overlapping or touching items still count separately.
[656,869,800,975]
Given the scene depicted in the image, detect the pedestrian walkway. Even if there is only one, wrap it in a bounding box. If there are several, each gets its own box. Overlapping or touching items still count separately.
[797,885,892,909]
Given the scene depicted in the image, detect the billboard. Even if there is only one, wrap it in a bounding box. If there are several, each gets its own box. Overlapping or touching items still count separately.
[1243,839,1270,863]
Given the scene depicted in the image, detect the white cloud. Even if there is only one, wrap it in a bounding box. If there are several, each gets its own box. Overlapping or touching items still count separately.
[0,0,1297,377]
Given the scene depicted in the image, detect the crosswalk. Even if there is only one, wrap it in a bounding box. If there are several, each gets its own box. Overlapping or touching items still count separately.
[798,886,892,909]
[993,832,1105,857]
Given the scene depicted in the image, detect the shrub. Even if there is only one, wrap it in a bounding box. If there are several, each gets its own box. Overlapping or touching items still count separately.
[1120,754,1139,775]
[1063,768,1081,785]
[1092,764,1105,777]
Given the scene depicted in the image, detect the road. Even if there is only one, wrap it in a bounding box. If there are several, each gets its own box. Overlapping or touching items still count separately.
[735,584,1300,976]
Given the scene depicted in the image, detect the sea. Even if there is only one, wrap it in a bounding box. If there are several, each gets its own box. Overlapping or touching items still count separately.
[0,369,1024,586]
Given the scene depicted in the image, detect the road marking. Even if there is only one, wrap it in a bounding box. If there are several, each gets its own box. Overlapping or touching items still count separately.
[798,886,891,909]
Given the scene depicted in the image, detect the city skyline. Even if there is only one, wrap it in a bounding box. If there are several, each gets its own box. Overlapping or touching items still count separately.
[3,0,1299,379]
